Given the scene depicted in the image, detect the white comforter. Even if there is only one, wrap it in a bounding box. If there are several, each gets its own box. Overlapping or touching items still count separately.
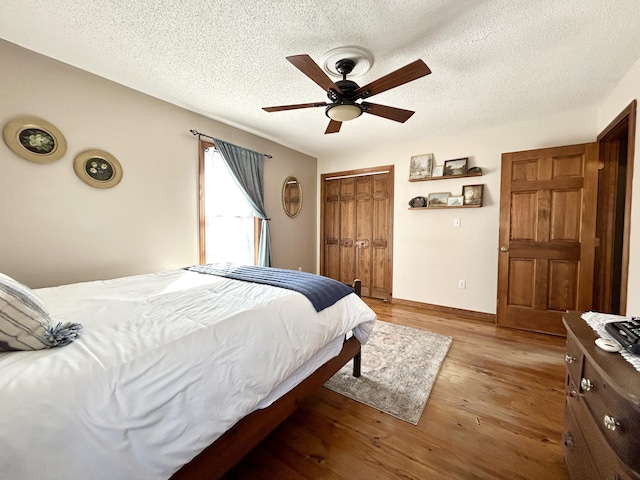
[0,269,376,480]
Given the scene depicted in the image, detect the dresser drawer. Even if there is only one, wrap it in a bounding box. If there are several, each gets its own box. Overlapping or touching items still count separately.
[580,356,640,474]
[565,333,584,382]
[563,400,599,480]
[567,389,639,480]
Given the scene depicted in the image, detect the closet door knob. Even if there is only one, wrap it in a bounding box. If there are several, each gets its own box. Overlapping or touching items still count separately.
[500,245,509,252]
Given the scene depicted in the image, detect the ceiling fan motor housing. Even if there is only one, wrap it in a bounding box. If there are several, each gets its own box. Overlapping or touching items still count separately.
[328,79,360,101]
[326,67,364,120]
[325,59,364,120]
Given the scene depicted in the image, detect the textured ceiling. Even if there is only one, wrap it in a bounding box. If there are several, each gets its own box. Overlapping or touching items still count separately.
[1,1,640,158]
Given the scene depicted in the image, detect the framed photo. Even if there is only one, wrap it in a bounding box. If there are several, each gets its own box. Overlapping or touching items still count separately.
[463,184,484,206]
[409,153,434,180]
[74,149,123,189]
[444,157,469,176]
[427,192,450,207]
[2,116,67,163]
[447,195,464,207]
[432,165,444,177]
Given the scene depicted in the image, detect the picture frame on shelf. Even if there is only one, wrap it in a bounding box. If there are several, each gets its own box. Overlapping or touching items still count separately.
[447,195,464,207]
[427,192,450,207]
[444,157,469,176]
[463,184,484,206]
[409,153,434,180]
[432,165,444,177]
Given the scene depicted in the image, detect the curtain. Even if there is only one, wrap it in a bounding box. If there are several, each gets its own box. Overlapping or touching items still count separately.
[213,138,272,267]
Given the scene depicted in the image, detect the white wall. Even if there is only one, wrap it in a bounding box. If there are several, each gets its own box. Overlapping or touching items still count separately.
[318,108,598,314]
[598,55,640,314]
[0,40,318,288]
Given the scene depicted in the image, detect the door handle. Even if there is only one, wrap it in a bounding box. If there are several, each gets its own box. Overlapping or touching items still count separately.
[500,245,509,252]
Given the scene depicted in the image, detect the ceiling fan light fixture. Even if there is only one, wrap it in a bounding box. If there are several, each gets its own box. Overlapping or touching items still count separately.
[326,103,362,122]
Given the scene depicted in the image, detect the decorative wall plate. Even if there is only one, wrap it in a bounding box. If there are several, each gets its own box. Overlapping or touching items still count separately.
[74,149,123,189]
[2,116,67,163]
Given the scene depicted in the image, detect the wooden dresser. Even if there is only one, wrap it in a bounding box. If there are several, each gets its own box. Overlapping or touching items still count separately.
[562,312,640,480]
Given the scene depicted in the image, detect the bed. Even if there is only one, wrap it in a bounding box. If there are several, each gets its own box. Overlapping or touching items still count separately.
[0,265,376,480]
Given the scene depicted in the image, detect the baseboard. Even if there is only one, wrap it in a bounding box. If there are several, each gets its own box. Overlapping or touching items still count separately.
[391,297,496,323]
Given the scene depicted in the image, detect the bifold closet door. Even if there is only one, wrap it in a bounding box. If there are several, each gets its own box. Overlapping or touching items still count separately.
[321,167,393,301]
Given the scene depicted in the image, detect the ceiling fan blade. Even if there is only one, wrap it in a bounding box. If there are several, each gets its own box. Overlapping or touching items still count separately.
[325,119,342,134]
[361,102,415,123]
[354,60,431,99]
[263,102,327,112]
[286,54,343,95]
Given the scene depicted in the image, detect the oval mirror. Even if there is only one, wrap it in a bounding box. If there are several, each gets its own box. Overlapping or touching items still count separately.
[282,176,302,217]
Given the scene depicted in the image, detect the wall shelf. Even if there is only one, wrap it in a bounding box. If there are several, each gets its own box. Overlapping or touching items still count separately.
[409,171,482,182]
[409,204,482,210]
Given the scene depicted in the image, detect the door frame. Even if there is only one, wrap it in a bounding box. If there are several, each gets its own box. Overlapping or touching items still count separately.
[320,165,394,300]
[594,100,636,314]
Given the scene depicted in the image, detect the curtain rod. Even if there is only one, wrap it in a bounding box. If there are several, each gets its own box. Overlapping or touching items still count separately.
[189,129,272,158]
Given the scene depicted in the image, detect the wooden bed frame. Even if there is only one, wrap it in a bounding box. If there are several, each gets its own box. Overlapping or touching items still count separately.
[171,280,363,480]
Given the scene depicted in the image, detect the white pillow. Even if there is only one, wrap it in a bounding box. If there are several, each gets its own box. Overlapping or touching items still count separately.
[0,273,82,351]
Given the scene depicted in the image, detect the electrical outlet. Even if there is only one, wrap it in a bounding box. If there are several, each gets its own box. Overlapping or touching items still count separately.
[458,280,466,289]
[453,218,461,227]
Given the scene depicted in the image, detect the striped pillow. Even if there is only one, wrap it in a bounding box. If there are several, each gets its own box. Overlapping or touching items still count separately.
[0,273,82,351]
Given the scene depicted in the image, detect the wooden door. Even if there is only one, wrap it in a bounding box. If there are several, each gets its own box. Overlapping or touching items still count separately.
[321,166,393,300]
[339,177,356,285]
[370,172,393,299]
[497,143,598,335]
[355,176,372,294]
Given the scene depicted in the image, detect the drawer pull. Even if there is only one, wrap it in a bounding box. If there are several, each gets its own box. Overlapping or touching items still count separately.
[565,353,576,364]
[603,415,618,431]
[580,378,593,391]
[562,432,574,449]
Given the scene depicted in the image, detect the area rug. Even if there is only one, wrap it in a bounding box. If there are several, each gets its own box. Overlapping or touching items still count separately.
[324,321,452,425]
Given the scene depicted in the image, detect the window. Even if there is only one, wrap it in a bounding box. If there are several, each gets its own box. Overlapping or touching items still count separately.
[200,143,256,265]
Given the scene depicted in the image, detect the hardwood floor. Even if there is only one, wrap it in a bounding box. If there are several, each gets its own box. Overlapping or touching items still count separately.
[223,299,570,480]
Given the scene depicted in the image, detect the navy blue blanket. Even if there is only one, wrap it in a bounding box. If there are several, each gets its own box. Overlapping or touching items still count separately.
[185,264,354,312]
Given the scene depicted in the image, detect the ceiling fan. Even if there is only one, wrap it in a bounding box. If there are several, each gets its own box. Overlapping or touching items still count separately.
[263,54,431,134]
